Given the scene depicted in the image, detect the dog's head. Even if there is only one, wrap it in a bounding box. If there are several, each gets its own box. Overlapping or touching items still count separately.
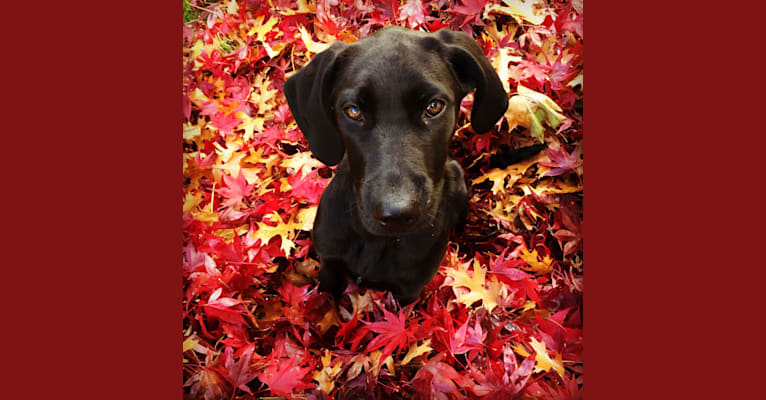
[285,27,507,236]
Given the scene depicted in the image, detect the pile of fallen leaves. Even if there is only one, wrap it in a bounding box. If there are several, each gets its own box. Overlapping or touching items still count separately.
[182,0,582,398]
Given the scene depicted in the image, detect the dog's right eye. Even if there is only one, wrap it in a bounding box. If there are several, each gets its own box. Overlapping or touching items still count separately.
[344,106,362,120]
[425,100,445,117]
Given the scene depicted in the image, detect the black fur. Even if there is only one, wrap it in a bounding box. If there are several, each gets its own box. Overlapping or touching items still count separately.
[284,27,508,305]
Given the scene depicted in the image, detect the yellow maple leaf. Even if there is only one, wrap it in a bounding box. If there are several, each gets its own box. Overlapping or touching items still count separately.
[484,197,520,228]
[263,40,288,59]
[183,123,201,142]
[528,179,583,196]
[518,247,553,275]
[369,350,395,377]
[281,151,322,177]
[213,141,240,164]
[235,112,263,143]
[484,0,549,25]
[239,167,260,186]
[529,337,565,377]
[512,337,563,377]
[312,350,343,394]
[247,15,279,42]
[445,259,501,312]
[187,39,205,62]
[244,146,281,176]
[280,0,315,16]
[182,191,204,214]
[297,24,333,54]
[339,290,374,321]
[192,209,219,224]
[212,225,249,243]
[294,206,317,232]
[214,151,246,181]
[250,211,309,255]
[473,168,510,196]
[182,336,198,353]
[472,149,545,195]
[568,73,583,88]
[249,77,279,116]
[400,339,433,366]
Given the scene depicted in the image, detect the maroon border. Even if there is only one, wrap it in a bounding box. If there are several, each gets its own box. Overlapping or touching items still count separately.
[4,2,181,399]
[588,3,764,399]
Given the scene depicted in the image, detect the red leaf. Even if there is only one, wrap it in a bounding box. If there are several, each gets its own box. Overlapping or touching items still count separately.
[539,143,583,177]
[451,0,488,27]
[218,170,255,209]
[287,169,330,205]
[399,0,427,29]
[278,280,311,308]
[256,354,314,397]
[185,366,227,400]
[223,345,258,394]
[448,316,483,355]
[468,345,535,398]
[551,205,582,256]
[363,307,415,358]
[336,311,359,346]
[411,353,469,398]
[203,288,246,325]
[518,57,550,89]
[208,111,241,135]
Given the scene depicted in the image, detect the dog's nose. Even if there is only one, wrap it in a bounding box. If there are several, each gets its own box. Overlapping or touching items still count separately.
[373,200,420,232]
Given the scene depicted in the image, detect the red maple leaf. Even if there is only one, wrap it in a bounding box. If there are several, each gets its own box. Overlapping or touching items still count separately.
[468,344,536,398]
[539,143,582,177]
[257,354,314,397]
[446,315,484,356]
[209,111,241,135]
[218,170,255,209]
[198,100,219,116]
[549,53,580,91]
[363,306,415,358]
[451,0,488,28]
[336,311,359,346]
[185,366,227,400]
[399,0,427,29]
[524,371,582,400]
[277,280,311,308]
[410,353,470,398]
[288,169,329,205]
[517,57,550,89]
[203,287,247,325]
[551,205,582,256]
[222,345,258,395]
[556,8,584,38]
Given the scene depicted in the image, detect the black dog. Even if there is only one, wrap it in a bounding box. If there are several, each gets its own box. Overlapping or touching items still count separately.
[284,27,508,305]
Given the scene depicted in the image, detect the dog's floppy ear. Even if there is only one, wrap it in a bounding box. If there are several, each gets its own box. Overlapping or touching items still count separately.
[284,41,348,166]
[436,29,508,133]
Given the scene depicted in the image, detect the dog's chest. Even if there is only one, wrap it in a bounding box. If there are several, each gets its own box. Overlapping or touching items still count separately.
[345,232,448,287]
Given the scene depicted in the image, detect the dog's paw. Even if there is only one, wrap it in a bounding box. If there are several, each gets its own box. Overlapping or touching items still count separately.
[317,261,347,302]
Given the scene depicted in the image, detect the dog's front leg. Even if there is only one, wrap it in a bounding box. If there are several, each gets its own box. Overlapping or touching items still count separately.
[317,258,348,301]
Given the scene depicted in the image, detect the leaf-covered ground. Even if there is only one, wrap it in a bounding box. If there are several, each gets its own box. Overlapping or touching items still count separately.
[182,1,583,398]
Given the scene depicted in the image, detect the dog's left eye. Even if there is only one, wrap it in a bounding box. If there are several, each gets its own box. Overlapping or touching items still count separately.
[344,106,362,120]
[425,100,444,117]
